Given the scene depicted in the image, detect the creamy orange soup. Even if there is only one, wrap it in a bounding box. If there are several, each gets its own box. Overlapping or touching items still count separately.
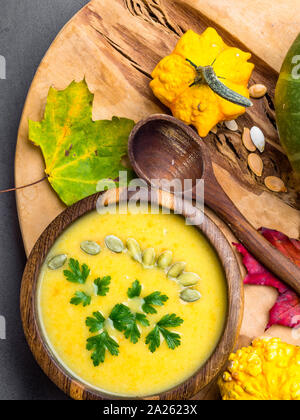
[38,205,227,397]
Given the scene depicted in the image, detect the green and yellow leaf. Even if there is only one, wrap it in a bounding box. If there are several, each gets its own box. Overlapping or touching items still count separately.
[29,80,135,206]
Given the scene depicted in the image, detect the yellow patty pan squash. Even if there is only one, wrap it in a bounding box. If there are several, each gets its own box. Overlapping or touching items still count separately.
[150,28,255,137]
[218,337,300,400]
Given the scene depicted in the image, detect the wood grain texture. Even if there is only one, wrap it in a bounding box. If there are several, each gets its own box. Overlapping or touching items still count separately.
[20,189,243,400]
[182,0,300,72]
[14,0,300,399]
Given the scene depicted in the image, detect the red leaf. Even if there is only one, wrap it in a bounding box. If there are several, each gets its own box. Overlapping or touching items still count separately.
[291,239,300,252]
[259,227,300,267]
[291,239,300,251]
[233,228,300,330]
[267,290,300,330]
[233,243,288,294]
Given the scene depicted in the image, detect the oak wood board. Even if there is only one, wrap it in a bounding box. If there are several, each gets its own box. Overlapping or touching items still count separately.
[15,0,300,399]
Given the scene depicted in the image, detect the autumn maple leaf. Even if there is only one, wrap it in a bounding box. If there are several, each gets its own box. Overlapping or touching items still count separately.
[29,80,135,206]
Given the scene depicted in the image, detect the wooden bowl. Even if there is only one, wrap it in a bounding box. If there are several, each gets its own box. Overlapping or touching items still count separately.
[20,188,243,400]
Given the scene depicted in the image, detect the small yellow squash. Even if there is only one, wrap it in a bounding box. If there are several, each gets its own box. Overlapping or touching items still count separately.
[218,337,300,400]
[150,28,255,137]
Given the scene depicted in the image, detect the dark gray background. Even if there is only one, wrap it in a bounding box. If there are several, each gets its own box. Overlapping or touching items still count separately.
[0,0,88,400]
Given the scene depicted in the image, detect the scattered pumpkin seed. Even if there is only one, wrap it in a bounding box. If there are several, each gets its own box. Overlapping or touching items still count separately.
[180,288,202,302]
[157,250,173,269]
[210,125,218,134]
[177,272,200,287]
[47,254,67,270]
[250,126,265,153]
[142,248,156,267]
[242,127,256,152]
[249,84,267,99]
[105,235,124,253]
[248,153,263,177]
[225,120,238,131]
[264,176,287,193]
[168,262,186,278]
[126,238,142,263]
[80,240,101,255]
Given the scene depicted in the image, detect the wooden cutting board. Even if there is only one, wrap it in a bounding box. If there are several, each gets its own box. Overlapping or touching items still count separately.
[15,0,300,399]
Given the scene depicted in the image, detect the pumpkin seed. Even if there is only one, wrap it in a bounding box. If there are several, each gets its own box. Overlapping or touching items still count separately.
[80,241,101,255]
[210,125,218,134]
[177,272,200,286]
[168,262,186,278]
[242,127,256,152]
[157,250,173,269]
[248,153,263,177]
[264,176,287,193]
[105,235,124,253]
[180,288,202,302]
[249,84,267,99]
[250,126,265,153]
[225,120,238,131]
[142,248,156,267]
[126,238,142,263]
[47,254,67,270]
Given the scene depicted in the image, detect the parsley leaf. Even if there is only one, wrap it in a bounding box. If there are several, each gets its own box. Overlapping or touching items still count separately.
[86,311,106,333]
[124,313,150,344]
[63,258,90,284]
[145,326,160,353]
[145,313,184,353]
[127,280,142,298]
[70,291,91,307]
[135,312,150,327]
[109,304,135,331]
[109,304,149,344]
[124,321,141,344]
[142,291,169,314]
[157,314,184,328]
[86,331,119,366]
[94,276,111,296]
[159,328,181,350]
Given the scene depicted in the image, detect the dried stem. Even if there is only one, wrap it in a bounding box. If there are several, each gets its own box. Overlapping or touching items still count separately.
[0,176,48,194]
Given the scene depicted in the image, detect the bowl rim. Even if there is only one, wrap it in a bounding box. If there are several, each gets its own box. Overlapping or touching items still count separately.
[20,188,243,400]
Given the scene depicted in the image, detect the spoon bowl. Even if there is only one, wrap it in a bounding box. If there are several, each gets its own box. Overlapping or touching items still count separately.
[128,116,205,191]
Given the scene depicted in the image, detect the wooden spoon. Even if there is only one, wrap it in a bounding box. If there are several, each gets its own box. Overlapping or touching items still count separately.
[128,114,300,294]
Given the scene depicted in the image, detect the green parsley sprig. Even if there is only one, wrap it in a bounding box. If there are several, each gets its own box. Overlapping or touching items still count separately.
[127,280,168,314]
[146,314,184,353]
[70,291,91,307]
[127,280,142,298]
[86,331,119,366]
[94,276,111,296]
[63,258,90,284]
[109,303,150,344]
[142,291,169,314]
[86,311,106,333]
[85,311,119,365]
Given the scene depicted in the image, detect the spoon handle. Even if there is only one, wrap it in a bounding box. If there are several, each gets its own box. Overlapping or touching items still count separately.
[203,178,300,295]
